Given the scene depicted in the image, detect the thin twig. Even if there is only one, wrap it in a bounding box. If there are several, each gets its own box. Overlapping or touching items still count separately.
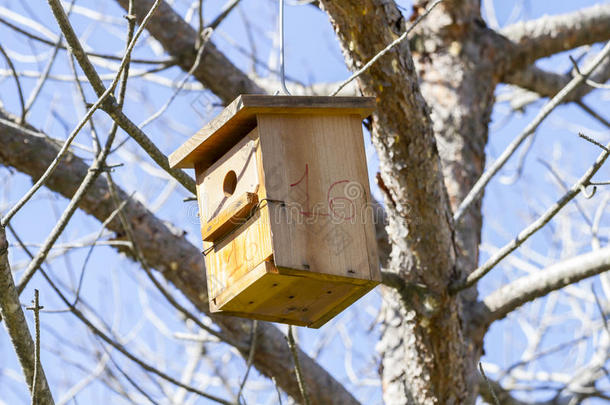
[272,377,283,405]
[537,158,593,227]
[23,0,75,120]
[329,0,443,96]
[0,16,173,65]
[454,40,610,222]
[576,100,610,129]
[15,110,121,293]
[197,0,204,42]
[103,175,244,349]
[451,136,610,292]
[72,199,130,306]
[47,0,196,194]
[592,285,610,335]
[236,320,258,404]
[15,0,146,293]
[98,340,161,405]
[0,3,143,228]
[0,43,26,123]
[570,54,610,90]
[208,0,242,30]
[26,289,44,405]
[579,132,609,152]
[139,27,213,130]
[479,362,500,405]
[36,265,233,404]
[287,326,310,405]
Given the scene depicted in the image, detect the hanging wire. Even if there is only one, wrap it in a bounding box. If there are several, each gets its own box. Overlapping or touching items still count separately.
[276,0,291,95]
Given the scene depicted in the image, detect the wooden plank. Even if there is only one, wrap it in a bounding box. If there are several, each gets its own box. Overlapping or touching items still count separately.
[201,192,258,242]
[204,206,273,300]
[257,114,380,283]
[169,95,376,169]
[214,261,375,328]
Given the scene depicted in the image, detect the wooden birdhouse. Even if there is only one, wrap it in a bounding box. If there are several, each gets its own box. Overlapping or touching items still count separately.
[169,95,381,328]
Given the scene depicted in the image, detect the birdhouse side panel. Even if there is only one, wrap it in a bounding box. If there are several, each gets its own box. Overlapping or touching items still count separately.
[257,114,380,283]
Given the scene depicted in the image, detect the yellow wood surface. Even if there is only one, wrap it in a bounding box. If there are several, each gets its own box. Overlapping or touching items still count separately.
[169,95,376,169]
[201,192,258,242]
[203,206,274,301]
[211,261,377,328]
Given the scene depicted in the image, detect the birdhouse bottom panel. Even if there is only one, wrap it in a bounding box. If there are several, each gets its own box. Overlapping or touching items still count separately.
[209,261,377,328]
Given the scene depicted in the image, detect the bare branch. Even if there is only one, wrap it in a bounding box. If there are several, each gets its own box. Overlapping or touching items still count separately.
[503,55,610,109]
[113,0,264,105]
[454,41,610,223]
[452,134,610,292]
[287,326,310,405]
[478,363,500,405]
[474,247,610,328]
[500,3,610,74]
[15,0,140,292]
[0,226,54,405]
[236,320,257,404]
[25,290,44,405]
[46,0,197,195]
[37,267,233,405]
[0,16,173,65]
[0,44,25,123]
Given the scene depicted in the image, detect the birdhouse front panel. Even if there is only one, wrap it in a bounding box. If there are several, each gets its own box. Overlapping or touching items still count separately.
[195,128,273,303]
[170,95,381,328]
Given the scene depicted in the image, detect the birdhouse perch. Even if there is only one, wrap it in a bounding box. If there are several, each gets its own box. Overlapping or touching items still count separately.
[169,95,381,328]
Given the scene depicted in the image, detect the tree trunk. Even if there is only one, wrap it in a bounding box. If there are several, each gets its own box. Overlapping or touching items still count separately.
[320,0,495,403]
[381,2,498,403]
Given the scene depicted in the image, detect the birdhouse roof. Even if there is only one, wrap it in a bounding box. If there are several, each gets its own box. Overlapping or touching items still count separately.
[168,94,375,170]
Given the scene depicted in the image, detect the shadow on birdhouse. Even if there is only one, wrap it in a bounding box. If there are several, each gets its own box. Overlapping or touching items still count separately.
[169,95,381,328]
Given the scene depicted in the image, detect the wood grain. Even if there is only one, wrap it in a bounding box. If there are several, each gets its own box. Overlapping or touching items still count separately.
[257,114,380,283]
[201,192,258,242]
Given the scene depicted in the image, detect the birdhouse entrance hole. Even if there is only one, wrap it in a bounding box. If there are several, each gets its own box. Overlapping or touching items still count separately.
[223,170,237,197]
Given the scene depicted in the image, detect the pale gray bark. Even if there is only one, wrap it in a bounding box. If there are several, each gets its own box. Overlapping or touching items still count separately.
[473,247,610,331]
[503,57,610,110]
[497,3,610,76]
[0,225,54,404]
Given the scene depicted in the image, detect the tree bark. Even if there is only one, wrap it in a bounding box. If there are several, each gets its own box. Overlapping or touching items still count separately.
[0,225,54,404]
[318,1,484,403]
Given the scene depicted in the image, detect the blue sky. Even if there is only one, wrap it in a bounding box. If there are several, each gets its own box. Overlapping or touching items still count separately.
[0,0,609,403]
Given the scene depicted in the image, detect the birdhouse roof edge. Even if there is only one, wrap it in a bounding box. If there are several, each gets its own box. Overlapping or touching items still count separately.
[169,94,376,170]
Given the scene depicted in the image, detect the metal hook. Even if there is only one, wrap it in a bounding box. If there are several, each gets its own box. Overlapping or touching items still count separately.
[580,183,597,199]
[276,0,291,95]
